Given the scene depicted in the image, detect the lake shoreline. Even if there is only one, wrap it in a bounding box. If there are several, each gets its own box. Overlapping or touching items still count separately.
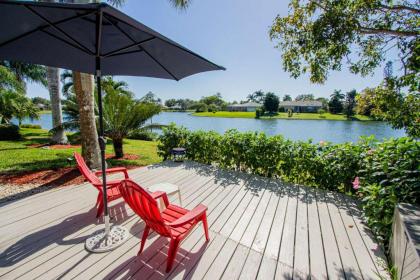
[192,111,374,121]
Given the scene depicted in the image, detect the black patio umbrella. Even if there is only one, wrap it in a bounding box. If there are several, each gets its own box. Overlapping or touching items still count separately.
[0,0,224,251]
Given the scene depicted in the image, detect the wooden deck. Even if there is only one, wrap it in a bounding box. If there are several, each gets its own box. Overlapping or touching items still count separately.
[0,161,390,279]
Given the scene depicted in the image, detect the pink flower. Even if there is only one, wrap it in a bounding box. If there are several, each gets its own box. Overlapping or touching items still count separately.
[352,177,360,190]
[319,140,326,146]
[367,149,375,155]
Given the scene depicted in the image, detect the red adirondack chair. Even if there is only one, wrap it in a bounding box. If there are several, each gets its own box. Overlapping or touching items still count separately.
[74,152,129,218]
[117,179,209,272]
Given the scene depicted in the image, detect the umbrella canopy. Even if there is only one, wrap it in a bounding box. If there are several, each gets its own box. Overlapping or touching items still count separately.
[0,0,224,250]
[0,0,224,78]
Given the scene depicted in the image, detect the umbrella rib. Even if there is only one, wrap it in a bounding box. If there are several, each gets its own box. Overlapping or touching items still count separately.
[102,37,155,57]
[41,29,92,56]
[0,9,97,50]
[102,14,179,81]
[24,4,95,55]
[105,49,144,58]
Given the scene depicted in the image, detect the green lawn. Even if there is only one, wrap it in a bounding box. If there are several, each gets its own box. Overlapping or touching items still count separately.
[0,128,161,174]
[192,111,373,121]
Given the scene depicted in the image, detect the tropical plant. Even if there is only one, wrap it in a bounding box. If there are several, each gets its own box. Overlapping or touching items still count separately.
[328,90,344,114]
[282,94,292,101]
[263,92,279,114]
[368,84,420,137]
[103,89,161,158]
[140,91,162,104]
[60,70,74,98]
[295,94,314,101]
[344,89,357,118]
[356,88,376,117]
[0,65,38,125]
[0,61,46,90]
[247,90,265,103]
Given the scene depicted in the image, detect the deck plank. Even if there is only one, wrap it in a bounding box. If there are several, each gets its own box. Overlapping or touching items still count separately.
[316,190,346,279]
[293,186,310,278]
[277,184,298,270]
[306,188,327,280]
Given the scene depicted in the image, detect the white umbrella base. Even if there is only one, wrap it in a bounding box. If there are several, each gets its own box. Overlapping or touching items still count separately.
[85,225,129,253]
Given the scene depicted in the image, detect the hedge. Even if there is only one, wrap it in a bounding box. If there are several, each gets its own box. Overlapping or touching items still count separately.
[158,124,420,246]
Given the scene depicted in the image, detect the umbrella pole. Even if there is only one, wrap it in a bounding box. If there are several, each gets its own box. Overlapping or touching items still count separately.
[84,12,128,252]
[96,66,110,235]
[85,59,128,253]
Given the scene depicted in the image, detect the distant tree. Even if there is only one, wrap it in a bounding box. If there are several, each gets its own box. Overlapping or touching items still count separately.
[165,99,177,107]
[295,94,314,101]
[247,90,265,103]
[193,102,208,113]
[200,93,226,110]
[366,85,420,137]
[356,89,376,117]
[140,91,162,104]
[32,97,51,110]
[344,89,357,118]
[328,90,344,114]
[208,104,218,113]
[316,97,329,110]
[263,92,280,114]
[282,94,292,101]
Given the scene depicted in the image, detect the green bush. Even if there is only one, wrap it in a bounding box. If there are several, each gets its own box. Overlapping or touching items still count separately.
[359,138,420,245]
[127,130,158,141]
[0,124,21,140]
[20,124,42,129]
[158,125,420,248]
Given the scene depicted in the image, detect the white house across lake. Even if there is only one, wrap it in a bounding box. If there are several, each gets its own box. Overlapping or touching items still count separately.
[279,100,323,113]
[227,102,262,112]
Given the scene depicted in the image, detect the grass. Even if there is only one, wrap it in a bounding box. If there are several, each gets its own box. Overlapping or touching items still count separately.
[0,128,162,174]
[192,111,373,121]
[39,110,52,114]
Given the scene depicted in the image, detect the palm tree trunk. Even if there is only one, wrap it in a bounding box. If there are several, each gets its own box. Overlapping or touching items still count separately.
[46,67,68,144]
[112,137,124,158]
[73,71,101,169]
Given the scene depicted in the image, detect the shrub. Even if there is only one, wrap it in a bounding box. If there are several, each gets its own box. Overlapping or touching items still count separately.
[127,130,158,141]
[358,138,420,245]
[0,124,21,140]
[158,126,420,249]
[20,124,42,129]
[194,103,208,113]
[255,108,261,119]
[318,108,326,115]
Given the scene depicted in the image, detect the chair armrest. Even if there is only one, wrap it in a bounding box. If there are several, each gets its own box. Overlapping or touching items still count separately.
[151,191,169,207]
[95,167,129,179]
[167,204,207,227]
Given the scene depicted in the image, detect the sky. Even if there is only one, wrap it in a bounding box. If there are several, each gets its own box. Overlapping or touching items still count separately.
[27,0,388,102]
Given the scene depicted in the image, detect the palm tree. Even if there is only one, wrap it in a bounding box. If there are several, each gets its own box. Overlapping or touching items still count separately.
[0,65,38,124]
[47,67,68,144]
[103,88,161,158]
[0,61,47,91]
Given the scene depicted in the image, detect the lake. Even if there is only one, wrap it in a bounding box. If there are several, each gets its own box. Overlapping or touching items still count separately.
[13,112,406,143]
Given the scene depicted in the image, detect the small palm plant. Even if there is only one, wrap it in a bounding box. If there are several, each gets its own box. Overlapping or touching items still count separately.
[103,88,160,158]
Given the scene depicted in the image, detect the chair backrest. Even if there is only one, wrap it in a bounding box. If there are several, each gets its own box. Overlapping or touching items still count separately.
[74,152,101,187]
[118,179,170,237]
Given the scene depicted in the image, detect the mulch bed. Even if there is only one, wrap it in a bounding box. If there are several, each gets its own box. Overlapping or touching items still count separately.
[0,167,85,187]
[0,161,140,203]
[105,153,140,160]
